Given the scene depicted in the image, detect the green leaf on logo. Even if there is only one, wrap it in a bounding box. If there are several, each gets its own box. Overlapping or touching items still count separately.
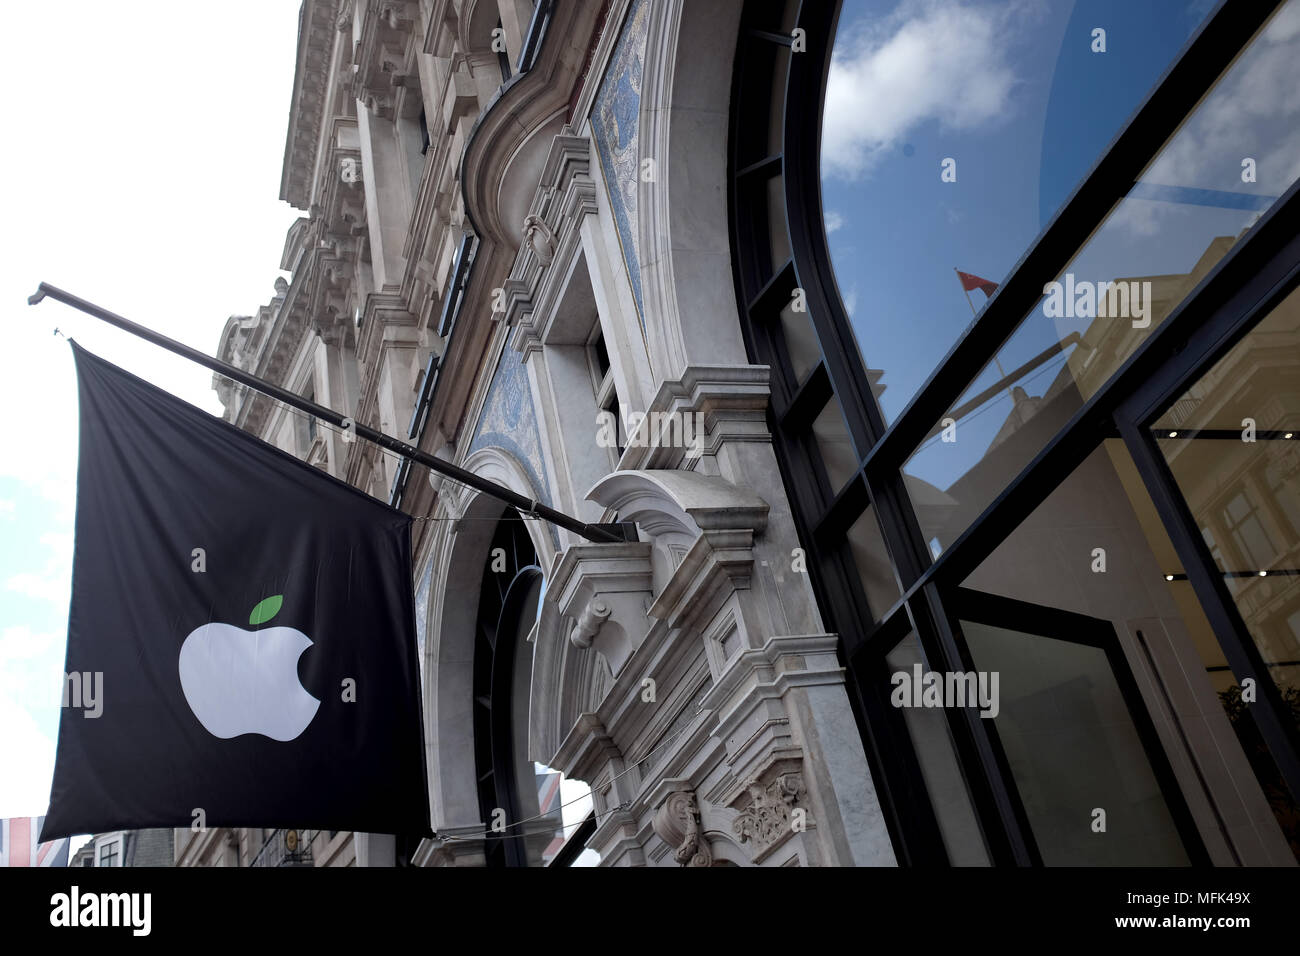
[249,594,283,626]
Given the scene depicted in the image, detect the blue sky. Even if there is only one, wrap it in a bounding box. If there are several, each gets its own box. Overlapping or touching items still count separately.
[0,2,301,824]
[820,0,1300,516]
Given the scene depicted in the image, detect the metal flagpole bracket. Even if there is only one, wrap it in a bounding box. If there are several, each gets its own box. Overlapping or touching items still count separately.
[30,281,633,546]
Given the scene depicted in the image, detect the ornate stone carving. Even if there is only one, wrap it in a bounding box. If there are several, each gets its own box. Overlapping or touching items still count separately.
[335,0,353,32]
[522,214,556,266]
[570,597,611,649]
[340,157,363,185]
[652,791,712,867]
[732,772,804,854]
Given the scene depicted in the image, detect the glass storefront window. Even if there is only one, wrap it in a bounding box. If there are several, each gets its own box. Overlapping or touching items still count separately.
[960,438,1299,863]
[822,0,1213,425]
[885,632,989,864]
[1154,283,1300,734]
[904,1,1300,555]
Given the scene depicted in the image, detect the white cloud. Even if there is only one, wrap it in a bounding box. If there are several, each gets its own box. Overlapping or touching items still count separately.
[5,532,73,607]
[822,0,1020,180]
[825,210,845,233]
[842,286,859,316]
[0,687,56,818]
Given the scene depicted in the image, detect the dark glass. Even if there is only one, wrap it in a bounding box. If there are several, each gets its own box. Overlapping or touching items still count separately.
[885,632,989,864]
[961,617,1189,865]
[961,438,1298,863]
[846,501,900,619]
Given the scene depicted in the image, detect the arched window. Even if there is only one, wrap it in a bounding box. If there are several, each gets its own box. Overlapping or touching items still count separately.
[471,509,598,866]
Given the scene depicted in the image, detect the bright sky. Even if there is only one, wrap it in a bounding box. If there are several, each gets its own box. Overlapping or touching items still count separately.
[0,1,303,827]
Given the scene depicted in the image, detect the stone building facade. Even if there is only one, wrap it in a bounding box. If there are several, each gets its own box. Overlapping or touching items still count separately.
[177,0,890,867]
[177,0,1300,867]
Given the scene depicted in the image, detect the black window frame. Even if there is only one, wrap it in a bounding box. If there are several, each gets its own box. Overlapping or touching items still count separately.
[728,0,1300,865]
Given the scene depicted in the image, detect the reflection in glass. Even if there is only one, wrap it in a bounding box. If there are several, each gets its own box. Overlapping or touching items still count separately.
[777,296,821,385]
[885,633,989,864]
[962,619,1189,865]
[846,502,900,618]
[822,0,1212,423]
[903,1,1300,554]
[1155,283,1300,735]
[963,439,1299,863]
[811,398,857,493]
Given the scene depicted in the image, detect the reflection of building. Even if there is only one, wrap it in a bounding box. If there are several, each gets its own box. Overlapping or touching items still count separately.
[922,236,1300,862]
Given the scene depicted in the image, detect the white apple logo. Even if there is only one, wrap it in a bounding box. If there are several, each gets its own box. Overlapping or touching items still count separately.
[178,595,320,741]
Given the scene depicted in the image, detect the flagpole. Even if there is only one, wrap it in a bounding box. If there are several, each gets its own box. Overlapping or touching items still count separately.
[954,269,1016,408]
[29,282,630,545]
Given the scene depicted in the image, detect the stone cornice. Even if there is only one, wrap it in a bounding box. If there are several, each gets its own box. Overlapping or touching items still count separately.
[281,0,341,209]
[621,365,773,471]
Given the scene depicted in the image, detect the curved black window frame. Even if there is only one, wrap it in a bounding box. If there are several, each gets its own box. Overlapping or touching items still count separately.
[472,512,544,868]
[728,0,1300,865]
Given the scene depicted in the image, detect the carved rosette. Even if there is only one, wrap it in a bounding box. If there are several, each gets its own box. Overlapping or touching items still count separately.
[732,773,804,855]
[652,791,712,867]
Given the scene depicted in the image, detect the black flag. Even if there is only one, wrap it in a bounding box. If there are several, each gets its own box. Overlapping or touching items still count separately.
[41,343,431,841]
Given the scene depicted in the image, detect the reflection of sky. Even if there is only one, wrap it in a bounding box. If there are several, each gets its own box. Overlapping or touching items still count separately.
[822,0,1210,429]
[823,0,1300,500]
[906,0,1300,494]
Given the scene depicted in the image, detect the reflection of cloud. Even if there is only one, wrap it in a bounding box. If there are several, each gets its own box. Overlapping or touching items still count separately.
[1106,199,1164,238]
[1124,2,1300,234]
[822,0,1019,180]
[825,210,844,233]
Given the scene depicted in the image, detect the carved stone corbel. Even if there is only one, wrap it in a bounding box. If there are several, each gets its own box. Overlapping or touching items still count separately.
[551,541,653,676]
[652,791,712,867]
[569,597,611,649]
[522,214,556,266]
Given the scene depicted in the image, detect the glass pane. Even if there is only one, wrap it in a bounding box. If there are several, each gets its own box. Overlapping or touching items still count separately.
[961,619,1189,865]
[904,1,1300,554]
[962,438,1298,863]
[886,633,989,865]
[777,297,821,386]
[846,502,901,618]
[822,0,1213,424]
[811,398,857,493]
[1155,283,1300,734]
[766,174,791,267]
